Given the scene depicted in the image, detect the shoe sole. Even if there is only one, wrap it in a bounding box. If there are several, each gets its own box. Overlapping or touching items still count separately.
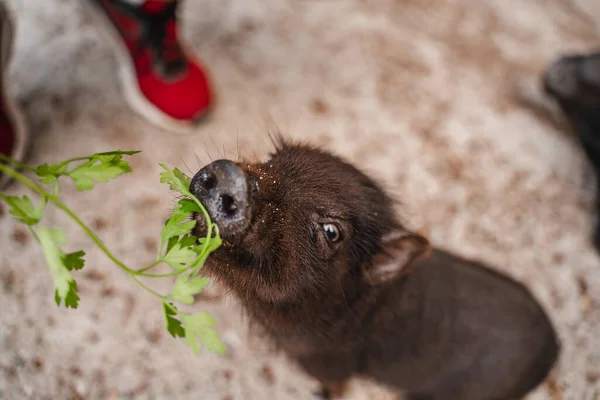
[0,3,30,191]
[82,0,215,135]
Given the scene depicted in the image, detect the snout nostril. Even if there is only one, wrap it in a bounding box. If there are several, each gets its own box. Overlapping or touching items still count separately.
[202,174,216,190]
[221,195,238,216]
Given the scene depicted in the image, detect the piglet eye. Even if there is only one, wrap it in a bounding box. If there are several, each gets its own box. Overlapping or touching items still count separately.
[323,223,342,242]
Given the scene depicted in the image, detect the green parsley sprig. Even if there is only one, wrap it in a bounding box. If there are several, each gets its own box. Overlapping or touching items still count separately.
[0,151,225,355]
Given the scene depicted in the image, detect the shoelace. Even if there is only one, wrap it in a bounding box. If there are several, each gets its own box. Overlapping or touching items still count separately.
[107,0,187,76]
[141,1,187,74]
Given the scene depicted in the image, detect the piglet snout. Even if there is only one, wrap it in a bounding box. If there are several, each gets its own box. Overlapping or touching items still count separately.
[190,160,252,239]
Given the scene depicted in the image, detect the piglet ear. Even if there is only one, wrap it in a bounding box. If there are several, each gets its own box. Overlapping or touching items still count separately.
[363,229,430,285]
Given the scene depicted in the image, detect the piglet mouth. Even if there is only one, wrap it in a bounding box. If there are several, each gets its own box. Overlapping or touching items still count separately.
[189,159,255,244]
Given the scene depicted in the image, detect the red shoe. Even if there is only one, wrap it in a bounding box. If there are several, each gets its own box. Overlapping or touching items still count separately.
[85,0,214,134]
[0,3,29,190]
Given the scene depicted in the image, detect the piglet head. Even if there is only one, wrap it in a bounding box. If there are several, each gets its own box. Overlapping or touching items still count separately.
[190,138,430,303]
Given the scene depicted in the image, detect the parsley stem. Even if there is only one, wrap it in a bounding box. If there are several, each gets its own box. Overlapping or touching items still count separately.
[2,157,223,338]
[2,156,228,355]
[134,260,162,274]
[27,226,40,243]
[184,190,215,269]
[162,299,179,315]
[0,163,32,186]
[1,162,180,304]
[62,152,139,166]
[0,154,36,172]
[136,270,184,278]
[55,199,138,275]
[129,273,165,299]
[0,163,137,275]
[63,156,96,164]
[157,241,165,262]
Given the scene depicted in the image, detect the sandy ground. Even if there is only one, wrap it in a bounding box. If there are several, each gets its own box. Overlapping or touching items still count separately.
[1,0,600,399]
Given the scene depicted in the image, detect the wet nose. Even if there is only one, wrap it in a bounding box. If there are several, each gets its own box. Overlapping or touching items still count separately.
[190,160,251,236]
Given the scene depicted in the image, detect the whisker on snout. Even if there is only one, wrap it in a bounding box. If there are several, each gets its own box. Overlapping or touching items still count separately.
[193,149,205,169]
[236,130,241,163]
[181,158,194,176]
[196,287,234,302]
[203,143,214,162]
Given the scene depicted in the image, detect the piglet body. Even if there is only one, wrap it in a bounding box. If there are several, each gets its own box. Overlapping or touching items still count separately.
[190,140,559,400]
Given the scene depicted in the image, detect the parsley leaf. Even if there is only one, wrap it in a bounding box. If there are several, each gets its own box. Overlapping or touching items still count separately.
[89,152,136,174]
[195,236,223,255]
[161,211,196,244]
[189,235,222,273]
[68,160,129,191]
[159,164,191,194]
[2,195,46,225]
[35,163,67,185]
[165,235,180,254]
[63,250,86,271]
[171,275,210,305]
[38,227,79,308]
[54,280,80,309]
[34,151,141,188]
[163,302,185,338]
[178,234,198,249]
[182,312,226,355]
[162,243,198,270]
[178,198,202,213]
